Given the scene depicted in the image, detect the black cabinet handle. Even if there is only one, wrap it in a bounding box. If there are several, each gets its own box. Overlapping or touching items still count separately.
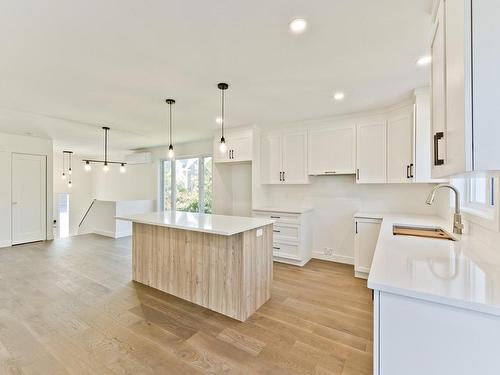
[273,229,281,233]
[273,246,280,250]
[356,169,360,180]
[325,171,336,174]
[434,132,444,166]
[283,171,285,182]
[279,172,282,181]
[270,216,281,219]
[406,165,410,179]
[410,163,414,178]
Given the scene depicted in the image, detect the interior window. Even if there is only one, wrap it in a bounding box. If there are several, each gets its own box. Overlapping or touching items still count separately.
[162,156,212,213]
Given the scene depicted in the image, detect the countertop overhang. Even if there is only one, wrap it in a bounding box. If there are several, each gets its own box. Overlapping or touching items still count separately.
[116,211,274,236]
[362,213,500,317]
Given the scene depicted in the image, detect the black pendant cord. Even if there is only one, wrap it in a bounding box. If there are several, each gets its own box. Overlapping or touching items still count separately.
[69,152,72,171]
[221,88,225,139]
[169,101,173,146]
[104,127,108,165]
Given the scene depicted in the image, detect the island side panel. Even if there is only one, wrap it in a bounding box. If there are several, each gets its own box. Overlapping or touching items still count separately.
[241,223,274,320]
[132,222,247,321]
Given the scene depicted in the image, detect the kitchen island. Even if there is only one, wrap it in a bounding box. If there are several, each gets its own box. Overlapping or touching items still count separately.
[117,211,274,321]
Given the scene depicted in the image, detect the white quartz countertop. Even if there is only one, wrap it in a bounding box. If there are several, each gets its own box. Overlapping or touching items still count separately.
[252,207,312,214]
[116,211,274,236]
[366,213,500,317]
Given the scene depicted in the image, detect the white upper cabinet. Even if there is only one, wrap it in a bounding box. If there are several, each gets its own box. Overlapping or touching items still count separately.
[261,130,309,185]
[308,126,356,175]
[387,114,414,183]
[261,134,282,184]
[213,128,253,163]
[356,122,387,183]
[431,0,500,177]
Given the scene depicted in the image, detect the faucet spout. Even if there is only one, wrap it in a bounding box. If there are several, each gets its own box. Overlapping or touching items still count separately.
[425,184,463,235]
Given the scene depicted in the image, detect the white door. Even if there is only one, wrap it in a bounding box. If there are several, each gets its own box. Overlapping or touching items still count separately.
[387,114,414,183]
[261,134,282,184]
[308,126,356,175]
[12,153,47,245]
[354,218,381,277]
[430,1,448,178]
[282,131,309,184]
[356,122,387,183]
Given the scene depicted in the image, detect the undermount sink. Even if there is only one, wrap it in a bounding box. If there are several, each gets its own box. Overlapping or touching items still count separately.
[393,224,456,241]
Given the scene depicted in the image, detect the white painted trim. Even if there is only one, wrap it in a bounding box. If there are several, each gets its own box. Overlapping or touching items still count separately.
[311,250,354,265]
[93,229,116,238]
[114,231,132,238]
[274,256,311,267]
[0,240,12,248]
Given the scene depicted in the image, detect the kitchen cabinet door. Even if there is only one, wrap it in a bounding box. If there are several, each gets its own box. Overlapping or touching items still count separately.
[282,131,309,184]
[229,136,252,162]
[354,218,381,278]
[308,126,356,175]
[387,114,414,183]
[261,134,282,184]
[430,0,447,178]
[356,122,387,183]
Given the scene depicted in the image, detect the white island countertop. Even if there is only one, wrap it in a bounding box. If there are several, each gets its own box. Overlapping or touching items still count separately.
[116,211,274,236]
[365,213,500,317]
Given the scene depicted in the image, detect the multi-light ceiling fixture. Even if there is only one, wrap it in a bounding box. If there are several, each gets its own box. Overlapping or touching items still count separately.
[82,127,126,173]
[217,82,229,153]
[166,99,175,159]
[61,150,73,188]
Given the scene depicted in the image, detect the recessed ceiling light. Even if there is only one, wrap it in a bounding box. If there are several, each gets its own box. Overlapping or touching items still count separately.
[416,55,432,66]
[215,117,223,124]
[333,92,345,101]
[289,18,307,34]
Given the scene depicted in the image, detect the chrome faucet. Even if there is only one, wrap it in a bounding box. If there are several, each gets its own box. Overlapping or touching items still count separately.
[426,184,463,235]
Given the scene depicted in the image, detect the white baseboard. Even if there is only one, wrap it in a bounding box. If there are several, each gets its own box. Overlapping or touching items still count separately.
[0,240,12,248]
[312,250,354,265]
[93,229,116,238]
[115,231,132,238]
[274,256,311,267]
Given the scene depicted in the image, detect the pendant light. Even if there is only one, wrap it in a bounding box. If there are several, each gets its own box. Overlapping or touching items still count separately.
[217,83,229,153]
[166,99,175,159]
[82,127,126,172]
[61,151,66,179]
[62,151,73,187]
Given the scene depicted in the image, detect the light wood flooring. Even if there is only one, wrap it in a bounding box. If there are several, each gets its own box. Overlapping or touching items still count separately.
[0,234,373,375]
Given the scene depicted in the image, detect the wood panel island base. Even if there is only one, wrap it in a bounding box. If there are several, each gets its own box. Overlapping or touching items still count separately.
[118,211,274,322]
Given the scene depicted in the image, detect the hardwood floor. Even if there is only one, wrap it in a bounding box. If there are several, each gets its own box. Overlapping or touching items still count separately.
[0,234,373,375]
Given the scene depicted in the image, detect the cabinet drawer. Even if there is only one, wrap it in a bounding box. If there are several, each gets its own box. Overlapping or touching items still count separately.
[272,224,299,242]
[252,211,300,225]
[272,241,300,259]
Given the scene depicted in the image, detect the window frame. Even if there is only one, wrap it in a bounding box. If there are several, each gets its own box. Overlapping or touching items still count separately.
[451,173,500,232]
[159,154,213,214]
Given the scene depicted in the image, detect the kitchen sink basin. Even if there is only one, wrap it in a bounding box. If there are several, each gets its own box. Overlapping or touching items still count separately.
[393,224,455,241]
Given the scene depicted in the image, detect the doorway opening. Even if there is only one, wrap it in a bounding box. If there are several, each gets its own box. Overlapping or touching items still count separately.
[57,193,70,239]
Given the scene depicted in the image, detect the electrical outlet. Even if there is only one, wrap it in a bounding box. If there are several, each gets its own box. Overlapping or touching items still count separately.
[324,247,334,256]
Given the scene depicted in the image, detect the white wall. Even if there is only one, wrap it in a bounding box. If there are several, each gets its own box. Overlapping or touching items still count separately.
[0,132,53,247]
[90,139,212,206]
[259,176,439,263]
[53,153,93,236]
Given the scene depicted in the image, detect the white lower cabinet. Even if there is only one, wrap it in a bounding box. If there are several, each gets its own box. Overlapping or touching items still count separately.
[354,216,382,279]
[252,209,312,266]
[373,291,500,375]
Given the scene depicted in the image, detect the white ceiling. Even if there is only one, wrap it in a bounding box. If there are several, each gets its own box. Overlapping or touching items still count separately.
[0,0,433,155]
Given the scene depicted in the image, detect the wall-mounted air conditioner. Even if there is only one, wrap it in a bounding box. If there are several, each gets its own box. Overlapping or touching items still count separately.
[124,152,152,165]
